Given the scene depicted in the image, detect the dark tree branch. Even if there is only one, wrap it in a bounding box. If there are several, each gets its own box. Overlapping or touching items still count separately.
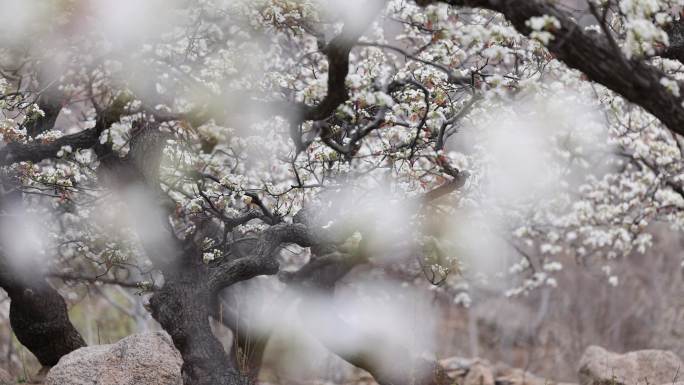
[417,0,684,137]
[243,192,280,224]
[0,93,133,166]
[663,18,684,63]
[25,89,63,138]
[297,8,382,123]
[49,272,142,289]
[0,127,101,166]
[0,176,86,367]
[283,1,386,152]
[3,278,86,366]
[208,223,313,290]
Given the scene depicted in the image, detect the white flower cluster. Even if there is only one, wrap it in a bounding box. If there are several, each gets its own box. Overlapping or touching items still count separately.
[618,0,674,58]
[526,15,560,45]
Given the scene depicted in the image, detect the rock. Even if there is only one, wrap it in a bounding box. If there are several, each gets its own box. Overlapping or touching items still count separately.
[496,367,547,385]
[440,356,473,371]
[0,368,12,384]
[464,360,495,385]
[578,346,682,385]
[440,356,474,378]
[494,366,577,385]
[45,332,182,385]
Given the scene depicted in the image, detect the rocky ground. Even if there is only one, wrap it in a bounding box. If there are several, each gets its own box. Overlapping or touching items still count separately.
[3,332,682,385]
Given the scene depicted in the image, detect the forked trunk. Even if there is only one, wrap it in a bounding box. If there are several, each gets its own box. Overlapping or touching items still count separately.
[149,274,250,385]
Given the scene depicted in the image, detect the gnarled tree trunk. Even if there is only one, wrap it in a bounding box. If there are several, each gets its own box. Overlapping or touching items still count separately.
[2,278,85,366]
[149,267,250,385]
[0,174,85,366]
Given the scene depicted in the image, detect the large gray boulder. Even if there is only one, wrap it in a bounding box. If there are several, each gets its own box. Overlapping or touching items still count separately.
[45,332,182,385]
[578,346,682,385]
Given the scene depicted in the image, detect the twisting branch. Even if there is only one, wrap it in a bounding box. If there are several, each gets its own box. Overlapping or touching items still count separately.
[319,107,389,157]
[297,4,384,123]
[286,1,386,152]
[0,127,102,166]
[208,222,313,290]
[0,93,133,166]
[416,0,684,137]
[49,272,143,289]
[244,192,280,224]
[662,18,684,63]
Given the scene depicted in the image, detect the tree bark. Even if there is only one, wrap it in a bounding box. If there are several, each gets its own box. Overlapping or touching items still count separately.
[148,266,250,385]
[25,88,63,138]
[101,126,254,385]
[0,175,85,367]
[3,279,85,366]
